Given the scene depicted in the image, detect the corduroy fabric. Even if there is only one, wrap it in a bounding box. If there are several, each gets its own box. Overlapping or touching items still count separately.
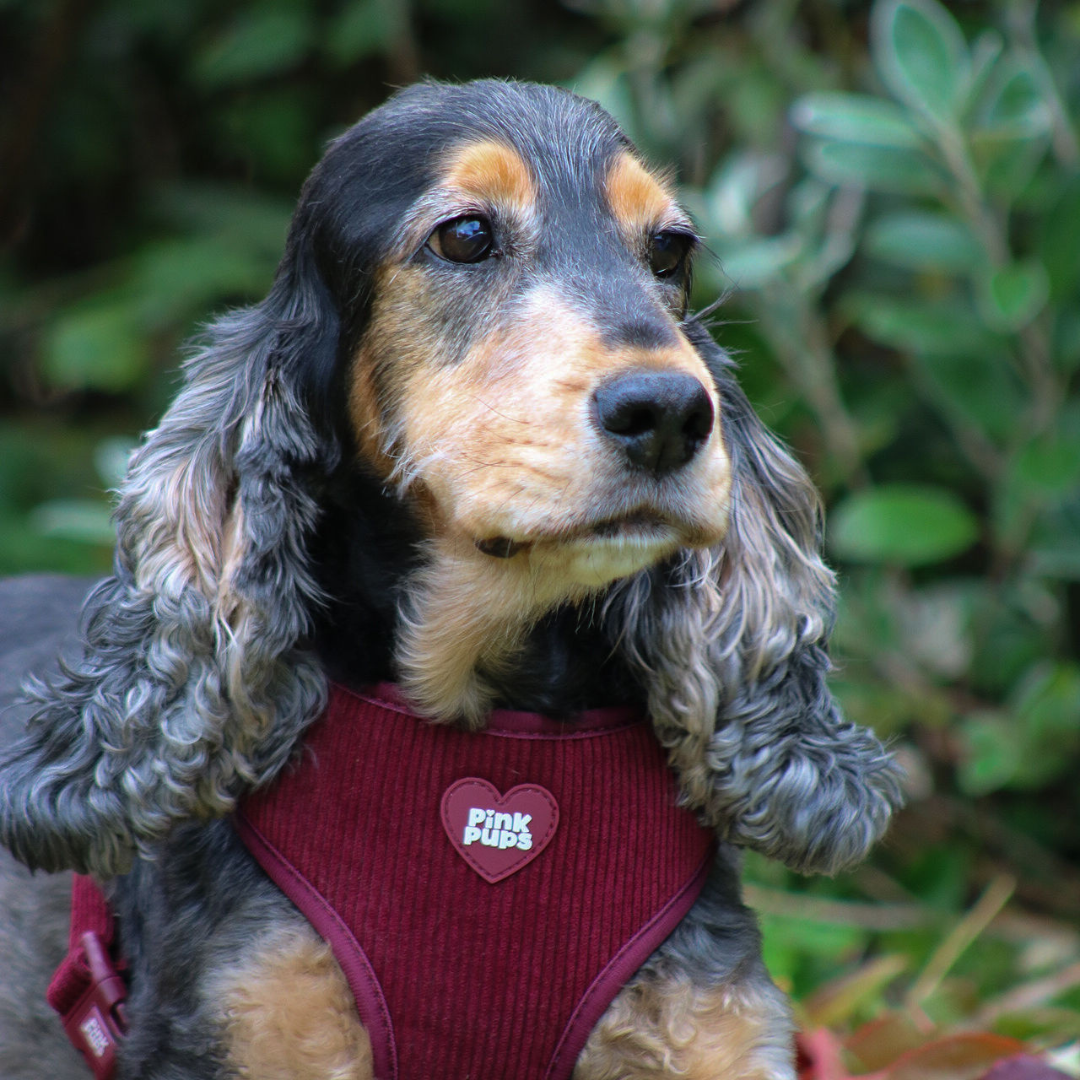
[236,683,714,1080]
[46,874,116,1016]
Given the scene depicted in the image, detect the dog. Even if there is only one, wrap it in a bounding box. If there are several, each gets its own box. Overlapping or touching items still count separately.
[0,79,902,1079]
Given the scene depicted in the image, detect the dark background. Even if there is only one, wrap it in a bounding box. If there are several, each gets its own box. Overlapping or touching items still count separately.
[2,0,1078,1056]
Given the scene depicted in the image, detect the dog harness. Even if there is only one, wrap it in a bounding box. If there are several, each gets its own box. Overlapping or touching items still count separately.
[236,683,715,1080]
[50,683,714,1080]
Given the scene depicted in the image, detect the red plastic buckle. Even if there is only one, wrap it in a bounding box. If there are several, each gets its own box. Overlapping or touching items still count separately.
[62,932,128,1080]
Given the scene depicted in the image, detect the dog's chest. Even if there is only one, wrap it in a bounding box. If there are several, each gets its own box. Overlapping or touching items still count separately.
[236,683,713,1080]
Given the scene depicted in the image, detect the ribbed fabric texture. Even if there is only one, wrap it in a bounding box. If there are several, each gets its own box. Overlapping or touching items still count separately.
[46,873,115,1015]
[238,684,714,1080]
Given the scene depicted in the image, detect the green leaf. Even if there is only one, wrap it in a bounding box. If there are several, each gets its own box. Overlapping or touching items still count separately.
[1040,177,1080,301]
[1029,494,1080,580]
[978,61,1052,141]
[152,183,292,253]
[193,9,315,88]
[967,29,1005,105]
[1013,436,1080,496]
[917,351,1025,443]
[0,510,112,576]
[30,499,115,545]
[566,58,638,145]
[829,484,980,566]
[132,237,275,322]
[41,301,150,393]
[758,911,868,986]
[1015,662,1080,734]
[94,437,136,489]
[1053,310,1080,373]
[718,235,802,288]
[725,63,789,145]
[324,0,392,66]
[801,139,942,195]
[978,260,1049,331]
[703,151,788,238]
[863,211,982,272]
[844,293,1000,357]
[1008,662,1080,789]
[872,0,970,125]
[1029,535,1080,581]
[790,92,924,148]
[215,92,315,183]
[958,712,1020,795]
[787,177,832,232]
[975,134,1049,204]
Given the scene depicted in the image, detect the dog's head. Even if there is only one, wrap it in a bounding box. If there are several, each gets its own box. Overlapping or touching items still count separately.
[0,80,901,877]
[301,82,731,717]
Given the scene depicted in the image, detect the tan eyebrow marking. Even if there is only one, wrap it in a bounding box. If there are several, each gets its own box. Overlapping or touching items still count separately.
[441,139,537,216]
[604,151,680,236]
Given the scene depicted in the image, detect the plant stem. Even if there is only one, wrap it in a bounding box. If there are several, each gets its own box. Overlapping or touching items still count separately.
[1005,0,1080,167]
[905,874,1016,1009]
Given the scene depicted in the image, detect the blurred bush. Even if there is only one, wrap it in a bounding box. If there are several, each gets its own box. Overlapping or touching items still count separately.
[1,0,1078,1035]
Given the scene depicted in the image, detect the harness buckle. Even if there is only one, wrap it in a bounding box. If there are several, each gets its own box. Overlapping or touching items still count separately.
[62,931,128,1080]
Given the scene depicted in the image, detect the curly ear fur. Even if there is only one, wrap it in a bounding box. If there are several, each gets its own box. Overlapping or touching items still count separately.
[0,251,337,876]
[610,322,903,876]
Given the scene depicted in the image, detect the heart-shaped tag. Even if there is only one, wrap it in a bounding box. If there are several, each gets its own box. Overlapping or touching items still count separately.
[440,778,559,883]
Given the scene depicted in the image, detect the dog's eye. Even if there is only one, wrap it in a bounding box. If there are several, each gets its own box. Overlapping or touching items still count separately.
[428,216,495,263]
[649,231,693,279]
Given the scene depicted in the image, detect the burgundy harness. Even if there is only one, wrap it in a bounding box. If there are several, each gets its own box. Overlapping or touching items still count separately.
[52,683,715,1080]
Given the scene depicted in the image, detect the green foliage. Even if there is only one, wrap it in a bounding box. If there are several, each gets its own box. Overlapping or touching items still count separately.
[193,8,317,88]
[873,0,972,125]
[1,0,1079,1037]
[829,484,980,567]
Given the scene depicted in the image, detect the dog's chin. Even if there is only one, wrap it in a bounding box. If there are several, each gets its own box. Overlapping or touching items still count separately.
[473,512,725,588]
[397,506,726,723]
[529,521,683,587]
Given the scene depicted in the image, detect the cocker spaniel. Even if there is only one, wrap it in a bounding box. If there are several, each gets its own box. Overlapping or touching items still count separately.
[0,79,902,1080]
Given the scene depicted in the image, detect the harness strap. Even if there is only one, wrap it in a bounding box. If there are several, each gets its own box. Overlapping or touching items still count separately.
[47,874,128,1080]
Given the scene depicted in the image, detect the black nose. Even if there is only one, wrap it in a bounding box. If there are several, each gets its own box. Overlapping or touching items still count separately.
[593,370,714,476]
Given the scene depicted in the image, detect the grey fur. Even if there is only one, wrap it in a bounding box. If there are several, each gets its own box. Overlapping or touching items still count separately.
[0,285,334,876]
[0,80,900,885]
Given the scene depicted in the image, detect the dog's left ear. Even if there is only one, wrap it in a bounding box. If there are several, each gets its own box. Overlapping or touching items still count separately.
[612,322,903,876]
[0,233,339,877]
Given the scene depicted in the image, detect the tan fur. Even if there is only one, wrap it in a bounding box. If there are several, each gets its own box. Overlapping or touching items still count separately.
[132,460,228,596]
[346,352,398,482]
[343,134,729,720]
[216,502,248,612]
[573,972,795,1080]
[443,139,537,216]
[397,532,604,723]
[211,921,791,1080]
[383,286,729,552]
[604,152,681,238]
[212,924,374,1080]
[355,281,732,719]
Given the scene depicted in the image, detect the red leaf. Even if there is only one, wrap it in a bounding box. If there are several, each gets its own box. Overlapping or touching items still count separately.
[880,1033,1028,1080]
[845,1012,935,1072]
[799,1028,856,1080]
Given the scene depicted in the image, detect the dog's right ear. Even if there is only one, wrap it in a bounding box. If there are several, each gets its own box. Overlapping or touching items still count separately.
[0,232,340,877]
